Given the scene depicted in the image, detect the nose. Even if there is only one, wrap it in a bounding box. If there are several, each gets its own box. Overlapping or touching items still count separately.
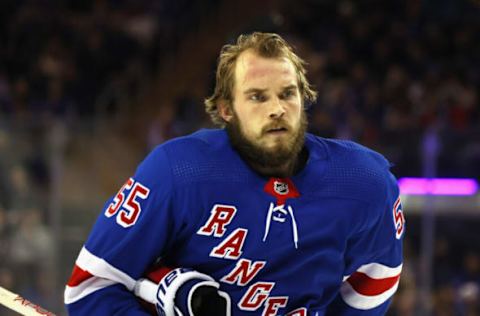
[269,97,285,119]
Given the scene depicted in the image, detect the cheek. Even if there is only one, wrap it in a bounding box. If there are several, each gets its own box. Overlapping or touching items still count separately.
[237,106,262,128]
[233,108,255,136]
[241,116,263,137]
[288,101,303,121]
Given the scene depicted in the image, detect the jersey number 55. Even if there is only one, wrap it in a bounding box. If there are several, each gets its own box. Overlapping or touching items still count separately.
[104,178,150,228]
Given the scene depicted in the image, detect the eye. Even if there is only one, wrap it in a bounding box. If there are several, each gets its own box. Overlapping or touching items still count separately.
[280,89,296,100]
[249,93,266,102]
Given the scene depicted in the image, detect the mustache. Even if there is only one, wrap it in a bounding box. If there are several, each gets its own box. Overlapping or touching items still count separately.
[261,120,291,134]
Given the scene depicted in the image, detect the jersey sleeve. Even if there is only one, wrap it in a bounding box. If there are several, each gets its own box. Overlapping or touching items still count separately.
[64,146,186,315]
[326,171,405,315]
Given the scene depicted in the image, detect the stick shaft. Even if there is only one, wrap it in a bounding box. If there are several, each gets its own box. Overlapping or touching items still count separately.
[0,286,56,316]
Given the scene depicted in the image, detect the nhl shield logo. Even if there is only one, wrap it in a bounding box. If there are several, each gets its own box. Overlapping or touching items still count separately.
[264,178,300,205]
[273,181,289,195]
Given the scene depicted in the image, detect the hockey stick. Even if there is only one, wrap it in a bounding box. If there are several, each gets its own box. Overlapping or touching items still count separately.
[0,286,56,316]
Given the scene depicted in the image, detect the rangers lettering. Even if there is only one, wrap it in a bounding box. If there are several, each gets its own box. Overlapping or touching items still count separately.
[197,204,237,237]
[263,296,288,316]
[238,282,274,311]
[221,259,266,286]
[210,228,248,260]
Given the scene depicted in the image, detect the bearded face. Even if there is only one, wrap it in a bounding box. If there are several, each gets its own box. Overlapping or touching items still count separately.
[220,50,307,177]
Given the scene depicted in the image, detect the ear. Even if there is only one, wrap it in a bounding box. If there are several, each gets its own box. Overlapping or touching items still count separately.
[218,101,233,122]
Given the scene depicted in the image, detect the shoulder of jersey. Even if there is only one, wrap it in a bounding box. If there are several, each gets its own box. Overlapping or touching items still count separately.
[318,137,391,170]
[309,135,393,202]
[161,128,230,153]
[149,129,250,185]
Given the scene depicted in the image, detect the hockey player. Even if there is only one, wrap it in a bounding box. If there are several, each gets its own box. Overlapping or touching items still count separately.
[65,32,405,315]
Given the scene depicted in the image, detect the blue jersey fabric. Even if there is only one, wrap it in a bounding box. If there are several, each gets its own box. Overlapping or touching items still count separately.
[65,129,404,315]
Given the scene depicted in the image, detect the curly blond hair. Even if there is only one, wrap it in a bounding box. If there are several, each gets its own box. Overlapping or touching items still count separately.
[205,32,317,127]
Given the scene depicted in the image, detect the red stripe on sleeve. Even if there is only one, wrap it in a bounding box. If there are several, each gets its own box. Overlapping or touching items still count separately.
[146,266,174,283]
[347,272,400,296]
[67,265,94,286]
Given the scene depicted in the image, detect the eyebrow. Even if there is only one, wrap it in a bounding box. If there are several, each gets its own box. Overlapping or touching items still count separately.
[243,84,298,95]
[282,84,298,91]
[243,88,267,95]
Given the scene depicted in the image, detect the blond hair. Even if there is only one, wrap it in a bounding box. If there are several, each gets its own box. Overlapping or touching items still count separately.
[205,32,317,127]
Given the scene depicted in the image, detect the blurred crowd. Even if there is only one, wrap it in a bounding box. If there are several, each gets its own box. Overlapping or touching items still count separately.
[0,0,479,314]
[0,127,56,313]
[0,0,222,313]
[0,0,221,122]
[282,0,480,179]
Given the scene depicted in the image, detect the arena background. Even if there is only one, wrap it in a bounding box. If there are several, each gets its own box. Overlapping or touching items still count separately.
[0,0,479,315]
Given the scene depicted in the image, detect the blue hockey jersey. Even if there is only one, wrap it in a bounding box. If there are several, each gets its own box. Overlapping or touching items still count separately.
[65,129,404,315]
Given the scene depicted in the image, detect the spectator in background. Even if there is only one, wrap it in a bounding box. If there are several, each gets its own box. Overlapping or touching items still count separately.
[9,208,54,291]
[9,165,37,212]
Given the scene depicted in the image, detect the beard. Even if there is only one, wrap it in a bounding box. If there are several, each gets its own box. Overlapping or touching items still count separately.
[226,111,308,177]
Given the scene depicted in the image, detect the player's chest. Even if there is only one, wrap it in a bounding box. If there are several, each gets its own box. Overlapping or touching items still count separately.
[169,180,363,314]
[180,178,359,258]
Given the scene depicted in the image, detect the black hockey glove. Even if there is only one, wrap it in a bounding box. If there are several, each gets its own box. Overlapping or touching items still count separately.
[134,267,231,316]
